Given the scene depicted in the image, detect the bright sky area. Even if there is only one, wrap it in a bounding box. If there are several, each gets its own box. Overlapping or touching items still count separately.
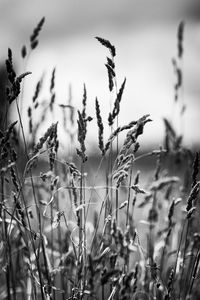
[0,0,200,151]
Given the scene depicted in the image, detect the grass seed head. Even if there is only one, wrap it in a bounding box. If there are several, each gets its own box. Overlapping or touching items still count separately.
[32,76,43,103]
[21,45,27,58]
[50,67,56,93]
[192,152,199,187]
[105,63,115,91]
[95,36,116,57]
[95,97,104,155]
[30,17,45,50]
[177,21,185,58]
[108,78,126,126]
[186,181,200,212]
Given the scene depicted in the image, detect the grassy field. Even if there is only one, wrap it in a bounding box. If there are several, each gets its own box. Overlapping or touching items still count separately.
[0,18,200,300]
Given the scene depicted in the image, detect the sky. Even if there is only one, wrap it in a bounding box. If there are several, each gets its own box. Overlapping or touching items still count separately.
[0,0,200,150]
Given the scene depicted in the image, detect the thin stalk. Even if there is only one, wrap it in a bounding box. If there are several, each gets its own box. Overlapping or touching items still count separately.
[126,157,134,227]
[7,222,16,300]
[109,133,113,216]
[19,50,31,116]
[108,275,123,300]
[50,201,54,267]
[179,55,185,139]
[55,160,65,300]
[90,196,107,253]
[79,162,83,256]
[115,75,119,227]
[178,219,189,300]
[160,227,172,279]
[1,177,11,300]
[2,174,17,300]
[115,188,119,225]
[40,237,52,294]
[77,161,84,295]
[50,201,55,299]
[2,100,9,132]
[81,163,87,295]
[187,248,200,299]
[183,242,196,291]
[108,85,114,221]
[171,219,186,295]
[15,98,45,300]
[102,285,105,300]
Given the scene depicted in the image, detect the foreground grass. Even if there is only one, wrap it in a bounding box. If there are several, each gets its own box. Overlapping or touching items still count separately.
[0,18,200,300]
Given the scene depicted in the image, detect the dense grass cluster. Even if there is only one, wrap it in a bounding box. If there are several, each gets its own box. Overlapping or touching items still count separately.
[0,18,200,300]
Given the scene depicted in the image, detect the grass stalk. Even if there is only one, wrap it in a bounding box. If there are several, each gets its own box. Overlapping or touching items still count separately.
[15,98,46,300]
[126,157,134,227]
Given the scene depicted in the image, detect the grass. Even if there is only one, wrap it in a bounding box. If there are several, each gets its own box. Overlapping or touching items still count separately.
[0,18,200,300]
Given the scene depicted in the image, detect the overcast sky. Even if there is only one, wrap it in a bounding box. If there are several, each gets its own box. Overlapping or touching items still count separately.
[0,0,200,150]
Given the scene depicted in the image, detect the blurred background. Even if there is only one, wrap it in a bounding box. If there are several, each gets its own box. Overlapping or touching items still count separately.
[0,0,200,151]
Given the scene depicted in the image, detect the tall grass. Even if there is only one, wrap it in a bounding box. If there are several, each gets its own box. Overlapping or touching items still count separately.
[0,18,199,300]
